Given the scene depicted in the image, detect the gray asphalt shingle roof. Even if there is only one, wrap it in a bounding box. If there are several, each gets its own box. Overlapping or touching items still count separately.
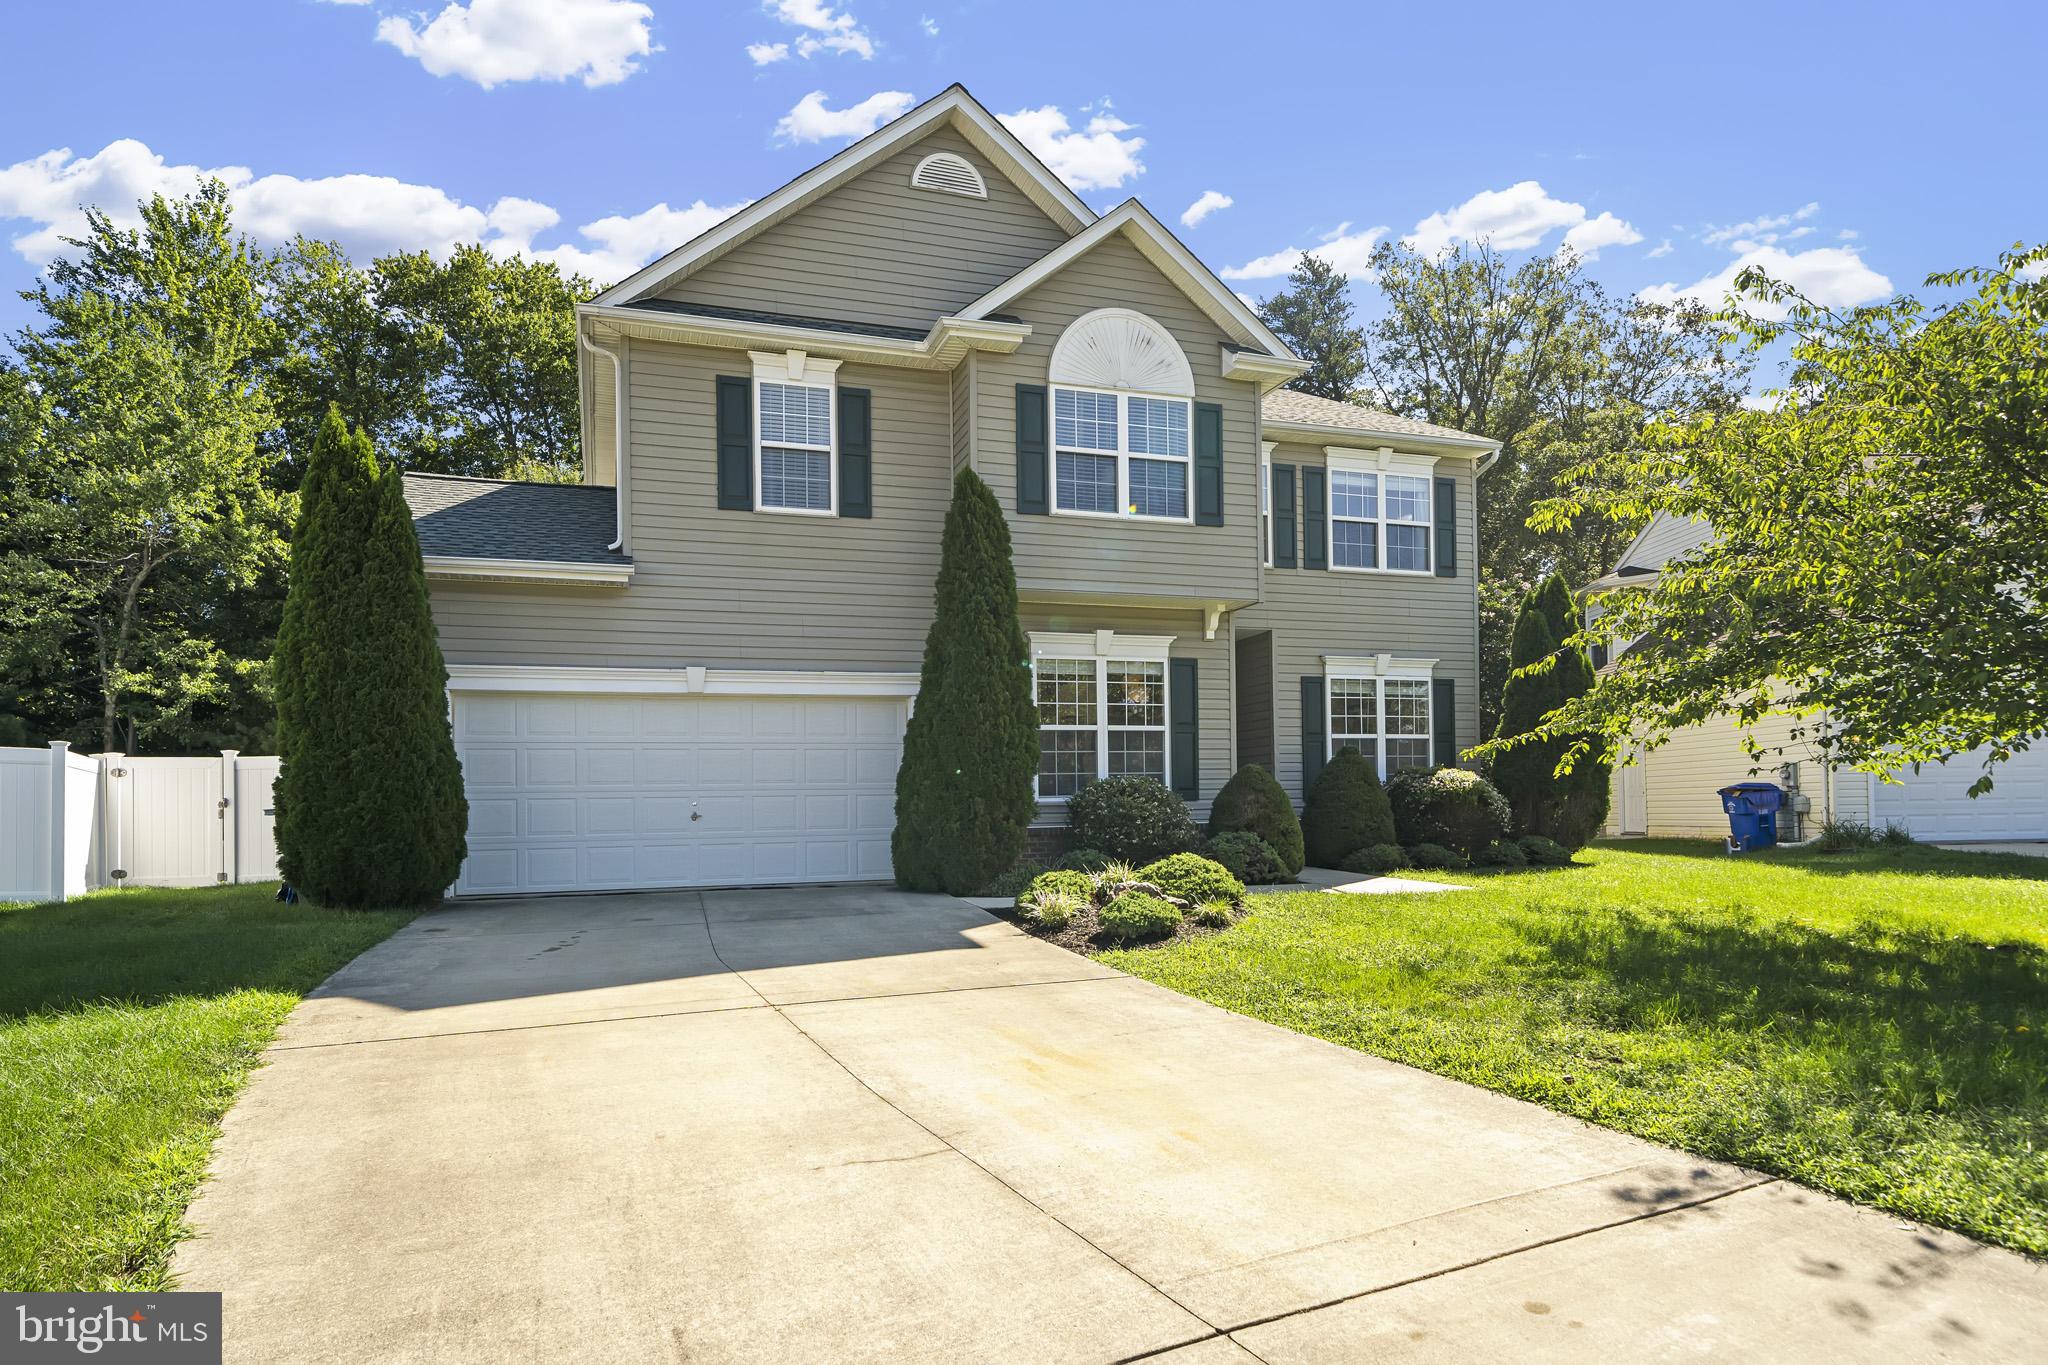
[402,473,628,566]
[1260,389,1497,447]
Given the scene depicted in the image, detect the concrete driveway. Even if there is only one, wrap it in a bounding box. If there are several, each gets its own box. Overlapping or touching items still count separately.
[174,887,2047,1362]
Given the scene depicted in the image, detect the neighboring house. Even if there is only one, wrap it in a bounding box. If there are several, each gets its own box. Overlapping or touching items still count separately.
[403,85,1500,896]
[1588,513,2048,843]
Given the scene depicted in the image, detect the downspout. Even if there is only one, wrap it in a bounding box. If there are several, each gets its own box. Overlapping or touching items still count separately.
[579,322,629,552]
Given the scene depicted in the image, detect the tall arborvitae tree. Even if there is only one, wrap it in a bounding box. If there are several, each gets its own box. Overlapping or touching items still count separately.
[1532,572,1610,846]
[891,468,1039,893]
[1256,255,1367,400]
[1491,573,1609,847]
[274,408,466,907]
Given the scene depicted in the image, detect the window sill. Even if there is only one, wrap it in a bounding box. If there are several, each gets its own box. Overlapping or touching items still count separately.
[1048,507,1195,526]
[753,503,839,518]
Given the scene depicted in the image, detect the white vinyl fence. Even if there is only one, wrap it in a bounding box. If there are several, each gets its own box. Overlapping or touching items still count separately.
[0,744,282,903]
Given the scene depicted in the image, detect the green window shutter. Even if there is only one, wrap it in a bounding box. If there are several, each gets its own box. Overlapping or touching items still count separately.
[1434,475,1457,577]
[838,387,872,518]
[1300,675,1326,797]
[715,375,752,511]
[1302,466,1327,569]
[1016,384,1049,514]
[1433,677,1458,767]
[1170,657,1200,800]
[1271,463,1296,568]
[1193,403,1224,526]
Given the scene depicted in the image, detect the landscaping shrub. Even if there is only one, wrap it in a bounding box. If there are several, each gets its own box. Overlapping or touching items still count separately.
[1387,767,1512,858]
[1015,868,1093,912]
[1206,763,1305,876]
[1203,831,1287,886]
[1024,889,1082,931]
[976,861,1046,899]
[1813,819,1879,852]
[1489,573,1610,849]
[1055,847,1113,873]
[1301,747,1397,867]
[891,468,1040,894]
[1190,899,1236,928]
[1066,776,1200,863]
[1097,891,1181,944]
[1516,835,1574,867]
[1879,822,1917,848]
[1136,853,1244,905]
[1475,839,1529,869]
[1406,843,1465,870]
[274,409,466,909]
[1340,843,1410,875]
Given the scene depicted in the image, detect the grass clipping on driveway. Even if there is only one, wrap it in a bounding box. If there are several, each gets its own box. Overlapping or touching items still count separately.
[1101,841,2048,1256]
[0,884,411,1291]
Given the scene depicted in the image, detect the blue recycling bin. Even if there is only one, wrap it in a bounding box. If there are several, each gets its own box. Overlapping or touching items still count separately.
[1718,781,1785,850]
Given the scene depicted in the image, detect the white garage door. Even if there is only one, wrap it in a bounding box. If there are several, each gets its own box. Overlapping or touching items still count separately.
[452,692,905,895]
[1869,745,2048,842]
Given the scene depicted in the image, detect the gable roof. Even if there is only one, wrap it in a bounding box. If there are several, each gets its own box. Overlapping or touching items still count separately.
[594,85,1096,308]
[954,199,1299,362]
[403,473,628,567]
[1587,510,1714,591]
[1260,389,1502,454]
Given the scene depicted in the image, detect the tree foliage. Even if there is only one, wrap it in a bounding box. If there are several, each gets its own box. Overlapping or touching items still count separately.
[1491,573,1609,846]
[1257,255,1367,400]
[274,409,466,907]
[1493,242,2048,791]
[891,468,1040,893]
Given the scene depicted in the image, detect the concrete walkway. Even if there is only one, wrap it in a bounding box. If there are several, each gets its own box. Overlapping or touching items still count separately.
[173,887,2047,1362]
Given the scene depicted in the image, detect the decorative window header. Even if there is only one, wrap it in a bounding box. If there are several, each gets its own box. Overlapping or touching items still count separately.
[1031,630,1174,664]
[749,348,843,385]
[1049,308,1195,398]
[1323,654,1439,679]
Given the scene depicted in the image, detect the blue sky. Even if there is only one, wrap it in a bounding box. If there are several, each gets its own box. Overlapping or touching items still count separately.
[4,0,2043,371]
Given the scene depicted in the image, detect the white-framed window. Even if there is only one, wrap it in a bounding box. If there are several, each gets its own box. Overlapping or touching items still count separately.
[1327,448,1437,574]
[1325,656,1437,779]
[1030,631,1174,799]
[1052,386,1192,522]
[751,349,840,515]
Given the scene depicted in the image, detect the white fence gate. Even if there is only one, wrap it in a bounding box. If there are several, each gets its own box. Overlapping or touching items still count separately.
[0,745,282,903]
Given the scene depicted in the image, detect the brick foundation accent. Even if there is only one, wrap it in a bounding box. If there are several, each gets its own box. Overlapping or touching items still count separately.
[1024,824,1073,863]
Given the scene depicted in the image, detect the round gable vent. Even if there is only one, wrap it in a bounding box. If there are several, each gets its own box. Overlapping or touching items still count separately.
[910,152,987,199]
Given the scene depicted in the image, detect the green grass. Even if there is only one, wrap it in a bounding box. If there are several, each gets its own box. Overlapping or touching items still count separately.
[0,883,411,1291]
[1101,839,2048,1255]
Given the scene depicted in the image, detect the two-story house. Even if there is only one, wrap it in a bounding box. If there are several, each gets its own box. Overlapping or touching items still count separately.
[403,85,1500,896]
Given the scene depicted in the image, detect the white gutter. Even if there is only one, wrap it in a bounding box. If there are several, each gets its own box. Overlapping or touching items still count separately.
[578,323,628,551]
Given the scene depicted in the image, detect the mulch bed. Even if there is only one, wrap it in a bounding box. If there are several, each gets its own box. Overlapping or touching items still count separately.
[989,887,1306,955]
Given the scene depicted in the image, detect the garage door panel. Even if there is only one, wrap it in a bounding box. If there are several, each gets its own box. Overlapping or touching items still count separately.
[466,748,519,788]
[583,747,637,785]
[856,793,895,831]
[804,794,852,831]
[524,701,578,736]
[1871,746,2048,842]
[752,795,802,832]
[462,698,518,737]
[750,750,800,785]
[523,748,578,786]
[641,798,693,835]
[585,798,636,836]
[524,798,579,836]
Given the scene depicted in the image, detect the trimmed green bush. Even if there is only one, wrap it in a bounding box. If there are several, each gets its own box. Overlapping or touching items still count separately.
[274,409,466,909]
[1340,843,1410,875]
[1302,747,1397,866]
[1387,766,1512,858]
[1066,776,1200,863]
[1097,891,1182,944]
[977,861,1046,899]
[1476,839,1529,868]
[1203,831,1287,886]
[892,469,1040,894]
[1055,847,1113,873]
[1516,835,1573,866]
[1406,843,1464,870]
[1207,763,1305,876]
[1136,853,1244,905]
[1015,868,1092,912]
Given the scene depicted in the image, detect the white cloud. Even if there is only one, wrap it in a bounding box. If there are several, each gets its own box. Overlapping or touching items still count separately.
[373,0,656,88]
[0,137,746,286]
[1701,201,1824,249]
[920,15,938,36]
[774,89,914,143]
[1639,244,1892,319]
[753,0,874,62]
[1404,180,1633,256]
[1179,190,1232,229]
[1646,238,1674,259]
[1837,228,1859,241]
[997,105,1145,191]
[1220,222,1386,281]
[1560,211,1643,260]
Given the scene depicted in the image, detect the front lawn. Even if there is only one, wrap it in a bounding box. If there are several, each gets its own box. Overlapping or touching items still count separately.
[1101,840,2048,1255]
[0,884,411,1290]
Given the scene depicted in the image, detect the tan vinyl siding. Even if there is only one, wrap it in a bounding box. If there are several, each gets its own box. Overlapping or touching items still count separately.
[1021,604,1232,823]
[1236,440,1482,801]
[973,233,1262,605]
[1605,709,1850,839]
[658,127,1071,334]
[1234,628,1275,771]
[425,336,948,671]
[1622,511,1713,572]
[950,358,973,474]
[587,352,617,485]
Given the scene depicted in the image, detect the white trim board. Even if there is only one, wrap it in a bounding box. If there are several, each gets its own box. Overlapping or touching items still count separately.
[423,556,633,585]
[445,664,920,698]
[578,303,1029,371]
[593,86,1095,308]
